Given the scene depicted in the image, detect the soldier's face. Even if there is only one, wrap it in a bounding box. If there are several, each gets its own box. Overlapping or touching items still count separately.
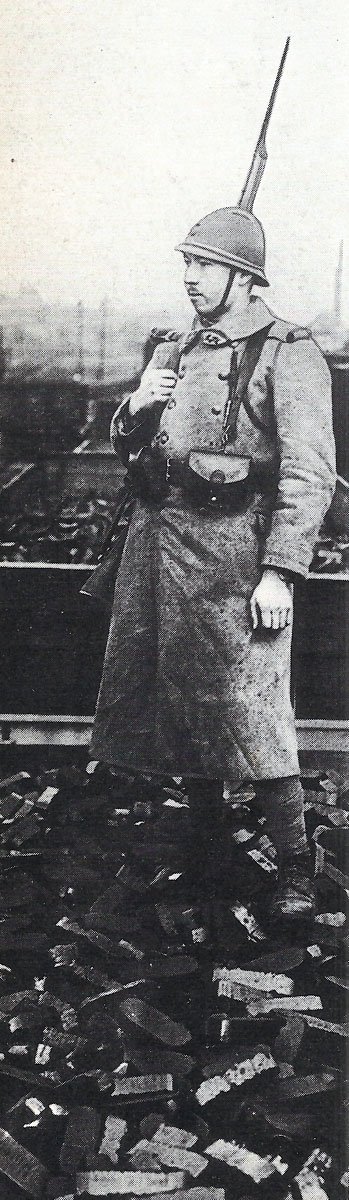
[183,254,231,315]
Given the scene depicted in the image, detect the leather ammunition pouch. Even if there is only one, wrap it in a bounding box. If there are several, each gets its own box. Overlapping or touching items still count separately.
[187,450,251,507]
[168,451,276,509]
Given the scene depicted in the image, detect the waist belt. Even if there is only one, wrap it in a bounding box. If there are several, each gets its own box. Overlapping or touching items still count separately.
[166,455,276,506]
[128,447,277,508]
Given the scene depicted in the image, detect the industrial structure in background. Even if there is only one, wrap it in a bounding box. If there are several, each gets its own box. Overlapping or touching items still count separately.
[311,240,348,355]
[0,240,347,456]
[0,293,149,456]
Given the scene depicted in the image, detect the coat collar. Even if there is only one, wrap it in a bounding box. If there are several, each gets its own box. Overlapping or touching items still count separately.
[184,296,276,349]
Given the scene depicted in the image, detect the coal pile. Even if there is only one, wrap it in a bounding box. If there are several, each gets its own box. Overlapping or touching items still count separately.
[311,532,349,574]
[0,494,115,564]
[0,760,347,1198]
[1,498,347,574]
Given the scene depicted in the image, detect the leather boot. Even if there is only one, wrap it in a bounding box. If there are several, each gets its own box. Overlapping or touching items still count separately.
[269,850,316,922]
[185,778,224,896]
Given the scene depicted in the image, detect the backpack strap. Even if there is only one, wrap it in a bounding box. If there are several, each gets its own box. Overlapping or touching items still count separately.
[150,327,187,374]
[222,323,274,445]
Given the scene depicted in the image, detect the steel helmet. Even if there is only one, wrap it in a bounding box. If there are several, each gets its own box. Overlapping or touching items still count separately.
[176,206,268,287]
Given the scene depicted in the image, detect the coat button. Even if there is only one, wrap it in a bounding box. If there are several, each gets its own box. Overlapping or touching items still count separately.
[160,431,169,445]
[167,398,176,409]
[178,365,186,378]
[211,405,221,415]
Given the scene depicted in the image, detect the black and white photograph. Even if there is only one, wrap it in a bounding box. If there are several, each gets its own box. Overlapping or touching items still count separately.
[0,2,348,1196]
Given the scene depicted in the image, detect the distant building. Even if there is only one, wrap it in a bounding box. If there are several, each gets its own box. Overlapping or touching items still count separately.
[310,311,349,355]
[310,240,349,354]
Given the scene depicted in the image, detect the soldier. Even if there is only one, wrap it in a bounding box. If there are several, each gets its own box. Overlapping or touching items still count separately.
[91,206,336,921]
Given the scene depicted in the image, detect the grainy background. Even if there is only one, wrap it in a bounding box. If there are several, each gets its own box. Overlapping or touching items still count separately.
[0,0,348,325]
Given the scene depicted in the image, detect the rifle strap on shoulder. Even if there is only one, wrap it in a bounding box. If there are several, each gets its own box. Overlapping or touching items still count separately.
[222,322,274,444]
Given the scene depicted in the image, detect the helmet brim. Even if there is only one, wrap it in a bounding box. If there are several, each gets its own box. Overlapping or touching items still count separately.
[175,241,269,287]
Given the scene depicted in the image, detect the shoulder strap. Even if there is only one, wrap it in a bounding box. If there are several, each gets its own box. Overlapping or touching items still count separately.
[223,322,274,445]
[150,327,181,344]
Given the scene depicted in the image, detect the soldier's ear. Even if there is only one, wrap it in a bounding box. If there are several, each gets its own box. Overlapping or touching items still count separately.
[235,270,253,290]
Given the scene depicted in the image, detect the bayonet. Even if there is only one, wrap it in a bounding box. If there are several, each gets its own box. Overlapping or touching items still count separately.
[238,37,290,212]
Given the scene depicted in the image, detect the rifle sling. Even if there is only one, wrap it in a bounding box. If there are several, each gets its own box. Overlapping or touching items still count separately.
[223,322,274,444]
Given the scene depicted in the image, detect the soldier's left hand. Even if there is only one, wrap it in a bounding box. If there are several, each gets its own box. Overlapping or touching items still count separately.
[250,568,293,631]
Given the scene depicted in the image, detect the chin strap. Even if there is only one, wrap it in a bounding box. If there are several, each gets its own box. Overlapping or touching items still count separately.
[204,267,236,323]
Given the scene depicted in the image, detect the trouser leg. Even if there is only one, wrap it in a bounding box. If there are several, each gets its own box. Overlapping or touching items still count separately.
[185,778,224,886]
[186,778,224,834]
[254,775,308,862]
[254,774,315,920]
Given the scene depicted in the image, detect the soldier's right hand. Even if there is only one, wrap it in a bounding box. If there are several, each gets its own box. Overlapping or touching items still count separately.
[129,369,177,417]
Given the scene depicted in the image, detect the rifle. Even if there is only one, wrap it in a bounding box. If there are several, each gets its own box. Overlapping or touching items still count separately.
[238,37,290,212]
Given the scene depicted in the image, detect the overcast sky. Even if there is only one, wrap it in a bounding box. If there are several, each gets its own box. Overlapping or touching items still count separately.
[0,0,348,324]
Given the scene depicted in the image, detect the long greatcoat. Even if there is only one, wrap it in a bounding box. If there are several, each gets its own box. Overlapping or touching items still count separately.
[91,297,336,781]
